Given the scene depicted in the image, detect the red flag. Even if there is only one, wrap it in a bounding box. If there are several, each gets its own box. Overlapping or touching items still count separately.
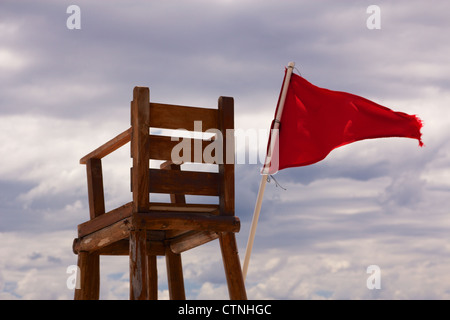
[267,71,423,174]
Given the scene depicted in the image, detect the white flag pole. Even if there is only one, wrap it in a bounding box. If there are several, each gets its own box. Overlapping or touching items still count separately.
[242,61,296,281]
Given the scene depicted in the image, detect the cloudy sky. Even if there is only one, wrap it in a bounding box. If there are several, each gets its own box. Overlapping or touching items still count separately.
[1,0,450,300]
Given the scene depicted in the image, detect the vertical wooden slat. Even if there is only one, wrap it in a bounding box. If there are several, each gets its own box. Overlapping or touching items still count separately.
[86,158,105,219]
[161,160,186,300]
[219,232,247,300]
[130,229,148,300]
[147,254,158,300]
[74,251,100,300]
[160,161,186,204]
[165,246,186,300]
[218,96,235,216]
[131,87,150,213]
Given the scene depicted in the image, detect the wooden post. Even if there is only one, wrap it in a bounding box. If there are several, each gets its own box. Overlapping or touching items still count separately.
[160,160,186,300]
[219,232,247,300]
[130,229,149,300]
[74,251,100,300]
[217,97,246,299]
[129,87,150,300]
[218,96,235,216]
[165,246,186,300]
[147,254,158,300]
[86,158,105,219]
[131,86,150,213]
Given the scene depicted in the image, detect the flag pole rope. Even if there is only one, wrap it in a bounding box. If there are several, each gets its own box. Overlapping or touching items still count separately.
[268,174,286,190]
[242,61,295,281]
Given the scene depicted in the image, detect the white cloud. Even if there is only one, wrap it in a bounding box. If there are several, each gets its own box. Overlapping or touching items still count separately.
[0,230,77,299]
[0,48,28,71]
[243,237,450,299]
[0,113,131,206]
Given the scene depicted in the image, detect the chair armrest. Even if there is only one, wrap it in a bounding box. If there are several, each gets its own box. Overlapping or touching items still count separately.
[80,127,132,164]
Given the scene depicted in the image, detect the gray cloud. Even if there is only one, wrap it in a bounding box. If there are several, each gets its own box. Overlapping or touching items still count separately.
[1,0,449,299]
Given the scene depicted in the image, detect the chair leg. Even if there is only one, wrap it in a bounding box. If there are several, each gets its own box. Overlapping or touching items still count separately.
[219,232,247,300]
[165,246,186,300]
[130,229,149,300]
[74,251,100,300]
[148,254,158,300]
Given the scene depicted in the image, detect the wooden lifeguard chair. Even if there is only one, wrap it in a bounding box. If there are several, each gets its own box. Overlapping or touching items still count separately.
[72,87,247,300]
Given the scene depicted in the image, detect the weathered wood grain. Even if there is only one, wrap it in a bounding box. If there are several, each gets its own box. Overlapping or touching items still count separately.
[218,97,235,216]
[169,231,219,254]
[165,246,186,300]
[86,158,106,220]
[78,202,133,238]
[132,212,240,232]
[219,232,247,300]
[74,251,100,300]
[130,229,148,300]
[131,87,151,213]
[149,169,219,196]
[150,102,217,131]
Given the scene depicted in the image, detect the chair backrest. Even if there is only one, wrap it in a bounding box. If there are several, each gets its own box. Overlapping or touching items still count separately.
[130,87,235,216]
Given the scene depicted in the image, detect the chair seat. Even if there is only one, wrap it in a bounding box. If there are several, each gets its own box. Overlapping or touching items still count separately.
[76,202,225,237]
[73,201,240,256]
